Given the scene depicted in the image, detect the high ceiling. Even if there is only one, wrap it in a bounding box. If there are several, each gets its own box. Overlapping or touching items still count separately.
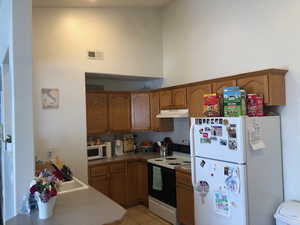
[32,0,174,8]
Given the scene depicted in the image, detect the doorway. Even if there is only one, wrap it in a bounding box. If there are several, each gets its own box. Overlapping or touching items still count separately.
[0,49,14,223]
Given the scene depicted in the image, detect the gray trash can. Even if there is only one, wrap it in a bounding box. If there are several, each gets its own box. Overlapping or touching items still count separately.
[274,201,300,225]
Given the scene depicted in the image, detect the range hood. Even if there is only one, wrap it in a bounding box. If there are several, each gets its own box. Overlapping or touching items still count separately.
[156,109,189,118]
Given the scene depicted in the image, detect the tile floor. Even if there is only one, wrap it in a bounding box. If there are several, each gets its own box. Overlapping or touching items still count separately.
[105,205,171,225]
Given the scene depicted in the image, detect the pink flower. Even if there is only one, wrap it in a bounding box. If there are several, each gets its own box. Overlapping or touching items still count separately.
[49,189,57,197]
[30,185,38,194]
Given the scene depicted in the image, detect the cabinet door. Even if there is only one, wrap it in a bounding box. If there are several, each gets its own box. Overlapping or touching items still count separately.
[150,92,173,132]
[86,92,108,134]
[137,161,148,206]
[177,184,195,225]
[236,75,269,104]
[159,90,173,109]
[109,93,131,131]
[89,176,109,196]
[131,93,150,130]
[126,161,139,206]
[187,84,212,117]
[150,92,160,131]
[110,172,126,206]
[172,88,187,108]
[212,79,237,95]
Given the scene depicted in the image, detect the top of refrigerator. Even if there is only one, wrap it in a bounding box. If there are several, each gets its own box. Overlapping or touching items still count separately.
[190,116,280,164]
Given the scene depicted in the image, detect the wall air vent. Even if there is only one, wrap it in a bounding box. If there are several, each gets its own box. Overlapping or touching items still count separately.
[87,50,104,60]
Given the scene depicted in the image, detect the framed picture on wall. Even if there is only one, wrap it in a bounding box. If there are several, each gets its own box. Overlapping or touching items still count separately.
[41,88,59,109]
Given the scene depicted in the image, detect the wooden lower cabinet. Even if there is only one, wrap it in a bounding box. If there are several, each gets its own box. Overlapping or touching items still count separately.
[137,161,148,206]
[110,171,126,206]
[126,160,139,205]
[176,169,194,225]
[126,160,149,207]
[89,175,109,196]
[89,159,148,208]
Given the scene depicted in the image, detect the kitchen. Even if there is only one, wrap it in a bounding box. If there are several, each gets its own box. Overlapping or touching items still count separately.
[4,0,299,225]
[85,68,287,225]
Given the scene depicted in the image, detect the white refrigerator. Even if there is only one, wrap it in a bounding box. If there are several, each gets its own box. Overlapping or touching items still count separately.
[190,116,283,225]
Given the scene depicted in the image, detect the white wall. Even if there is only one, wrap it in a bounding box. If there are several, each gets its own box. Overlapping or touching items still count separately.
[11,0,34,215]
[33,7,163,182]
[0,0,34,219]
[134,118,190,145]
[0,0,10,60]
[162,0,299,200]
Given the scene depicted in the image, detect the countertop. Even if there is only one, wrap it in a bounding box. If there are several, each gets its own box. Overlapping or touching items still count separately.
[88,152,192,174]
[88,152,161,166]
[176,165,192,174]
[7,187,126,225]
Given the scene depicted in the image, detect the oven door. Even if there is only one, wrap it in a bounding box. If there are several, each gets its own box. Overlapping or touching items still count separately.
[148,163,176,208]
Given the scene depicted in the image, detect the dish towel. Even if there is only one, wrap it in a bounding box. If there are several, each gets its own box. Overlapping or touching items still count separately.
[152,166,163,191]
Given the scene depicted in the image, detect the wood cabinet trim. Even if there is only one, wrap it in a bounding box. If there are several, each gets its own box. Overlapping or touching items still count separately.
[156,68,287,91]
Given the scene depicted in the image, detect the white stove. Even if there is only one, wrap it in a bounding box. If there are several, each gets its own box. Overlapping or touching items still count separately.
[148,156,191,169]
[147,154,191,225]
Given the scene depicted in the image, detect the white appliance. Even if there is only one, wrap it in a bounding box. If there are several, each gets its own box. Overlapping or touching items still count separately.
[115,140,124,156]
[105,142,112,158]
[148,149,191,225]
[156,109,189,118]
[190,116,283,225]
[87,145,106,161]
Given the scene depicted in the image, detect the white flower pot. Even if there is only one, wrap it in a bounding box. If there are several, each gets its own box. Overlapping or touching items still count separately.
[35,193,57,220]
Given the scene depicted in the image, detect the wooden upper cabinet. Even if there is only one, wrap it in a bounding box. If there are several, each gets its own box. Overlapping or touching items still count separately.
[159,88,187,110]
[86,91,108,134]
[150,92,160,131]
[131,93,150,130]
[108,93,131,131]
[187,84,212,117]
[172,88,187,108]
[236,75,269,104]
[212,79,237,95]
[159,90,173,109]
[150,92,173,132]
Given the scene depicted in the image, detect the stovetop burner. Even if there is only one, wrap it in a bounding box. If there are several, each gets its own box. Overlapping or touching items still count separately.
[183,161,191,164]
[166,157,177,160]
[154,159,164,161]
[168,162,181,166]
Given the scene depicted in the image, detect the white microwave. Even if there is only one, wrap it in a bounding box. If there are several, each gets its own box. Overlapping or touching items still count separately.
[87,145,106,161]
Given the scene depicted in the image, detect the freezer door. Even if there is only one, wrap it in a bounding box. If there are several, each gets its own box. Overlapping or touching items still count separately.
[192,117,246,163]
[194,157,248,225]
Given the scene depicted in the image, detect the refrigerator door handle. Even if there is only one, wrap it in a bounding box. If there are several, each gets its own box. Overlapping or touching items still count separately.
[190,123,195,156]
[190,123,197,187]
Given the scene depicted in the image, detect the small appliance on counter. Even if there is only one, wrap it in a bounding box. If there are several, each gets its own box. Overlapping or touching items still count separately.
[87,144,106,161]
[115,139,124,156]
[123,134,134,153]
[105,142,112,158]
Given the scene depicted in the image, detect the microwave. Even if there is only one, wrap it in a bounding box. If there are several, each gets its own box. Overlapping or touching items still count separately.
[87,145,106,161]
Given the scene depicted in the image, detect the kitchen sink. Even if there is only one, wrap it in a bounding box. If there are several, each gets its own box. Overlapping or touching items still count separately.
[58,177,89,194]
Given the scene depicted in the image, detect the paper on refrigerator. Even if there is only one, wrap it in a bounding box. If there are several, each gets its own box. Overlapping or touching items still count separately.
[214,189,230,217]
[248,118,266,151]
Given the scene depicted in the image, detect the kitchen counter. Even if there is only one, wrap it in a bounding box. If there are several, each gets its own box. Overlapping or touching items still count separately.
[7,187,126,225]
[176,165,192,174]
[88,152,161,166]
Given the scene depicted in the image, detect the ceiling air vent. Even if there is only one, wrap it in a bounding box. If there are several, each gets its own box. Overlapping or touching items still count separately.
[87,50,104,60]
